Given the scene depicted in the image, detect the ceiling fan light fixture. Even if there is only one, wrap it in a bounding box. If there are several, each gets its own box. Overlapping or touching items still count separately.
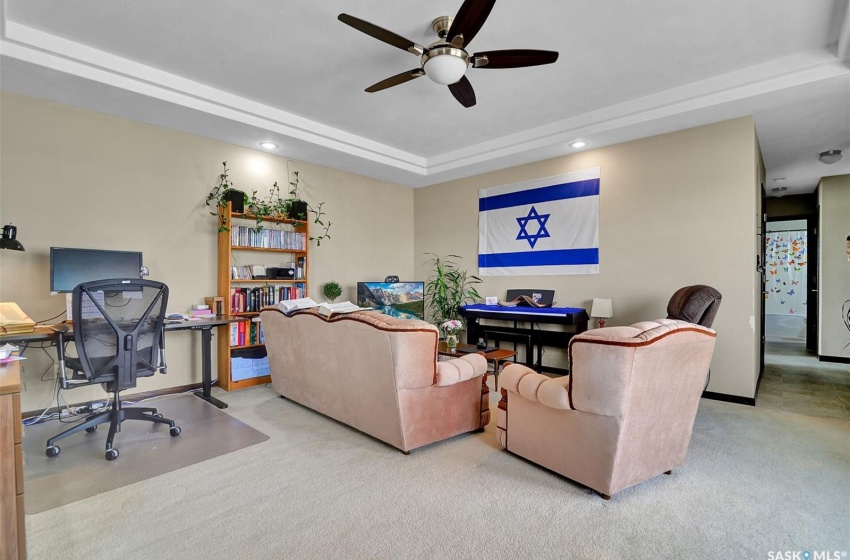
[422,47,469,85]
[818,149,842,164]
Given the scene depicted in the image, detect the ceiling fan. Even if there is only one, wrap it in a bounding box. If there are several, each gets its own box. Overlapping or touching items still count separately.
[338,0,559,108]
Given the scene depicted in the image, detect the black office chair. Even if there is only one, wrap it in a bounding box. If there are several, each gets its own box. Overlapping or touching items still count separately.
[46,279,180,461]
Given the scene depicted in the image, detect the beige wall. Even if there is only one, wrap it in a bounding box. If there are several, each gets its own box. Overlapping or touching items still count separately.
[817,174,850,358]
[414,117,760,398]
[0,91,413,411]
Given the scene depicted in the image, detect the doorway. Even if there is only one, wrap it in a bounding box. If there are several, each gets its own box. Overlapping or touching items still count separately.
[764,219,810,347]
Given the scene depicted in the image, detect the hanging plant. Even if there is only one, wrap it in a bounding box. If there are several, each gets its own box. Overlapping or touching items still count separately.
[203,161,332,244]
[205,161,247,232]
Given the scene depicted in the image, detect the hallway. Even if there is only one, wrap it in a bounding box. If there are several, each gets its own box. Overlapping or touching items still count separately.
[757,339,850,419]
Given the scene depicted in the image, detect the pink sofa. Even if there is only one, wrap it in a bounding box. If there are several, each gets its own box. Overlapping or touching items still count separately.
[496,319,717,499]
[260,308,490,453]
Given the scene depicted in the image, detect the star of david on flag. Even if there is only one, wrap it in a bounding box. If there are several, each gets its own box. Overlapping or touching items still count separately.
[478,168,600,276]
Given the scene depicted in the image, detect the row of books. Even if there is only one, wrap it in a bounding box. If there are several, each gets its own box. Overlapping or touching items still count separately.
[230,319,264,347]
[231,226,306,250]
[231,265,260,280]
[230,284,306,314]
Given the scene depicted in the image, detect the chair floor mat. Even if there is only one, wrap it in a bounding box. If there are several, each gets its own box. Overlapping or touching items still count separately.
[22,393,269,513]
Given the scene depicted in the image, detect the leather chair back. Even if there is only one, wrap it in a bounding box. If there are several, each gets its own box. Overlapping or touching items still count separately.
[666,285,721,327]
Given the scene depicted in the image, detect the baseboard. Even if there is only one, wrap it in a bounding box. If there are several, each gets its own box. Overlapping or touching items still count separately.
[701,391,755,406]
[22,382,205,419]
[818,355,850,364]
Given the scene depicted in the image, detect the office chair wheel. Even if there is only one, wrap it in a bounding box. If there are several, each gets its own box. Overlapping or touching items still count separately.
[105,448,119,461]
[45,445,60,458]
[85,425,98,433]
[170,426,181,437]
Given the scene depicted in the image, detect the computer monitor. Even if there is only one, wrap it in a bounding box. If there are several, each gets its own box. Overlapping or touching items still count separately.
[357,281,425,320]
[50,247,144,293]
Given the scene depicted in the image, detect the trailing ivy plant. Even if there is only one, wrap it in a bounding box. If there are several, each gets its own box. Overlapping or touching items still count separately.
[205,161,247,232]
[204,161,332,244]
[424,254,482,327]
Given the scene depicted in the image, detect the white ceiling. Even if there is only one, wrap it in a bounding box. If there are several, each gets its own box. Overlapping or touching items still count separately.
[1,0,849,192]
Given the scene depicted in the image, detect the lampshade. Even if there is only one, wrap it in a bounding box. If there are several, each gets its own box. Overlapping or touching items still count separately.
[818,150,843,164]
[590,298,613,318]
[0,224,25,252]
[424,53,467,85]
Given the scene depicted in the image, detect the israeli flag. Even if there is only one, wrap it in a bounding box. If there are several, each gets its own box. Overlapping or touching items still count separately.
[478,168,600,276]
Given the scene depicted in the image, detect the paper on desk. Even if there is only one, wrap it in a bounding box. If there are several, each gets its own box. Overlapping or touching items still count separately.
[0,356,26,364]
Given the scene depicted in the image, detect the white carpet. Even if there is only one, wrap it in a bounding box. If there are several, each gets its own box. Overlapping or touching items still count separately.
[25,386,850,559]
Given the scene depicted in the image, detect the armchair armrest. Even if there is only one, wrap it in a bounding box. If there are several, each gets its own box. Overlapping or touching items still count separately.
[435,353,487,386]
[500,363,571,410]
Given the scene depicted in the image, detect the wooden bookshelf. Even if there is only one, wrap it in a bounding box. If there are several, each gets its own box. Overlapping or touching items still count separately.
[217,202,309,391]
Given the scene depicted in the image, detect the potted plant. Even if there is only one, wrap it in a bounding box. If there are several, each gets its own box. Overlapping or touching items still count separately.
[281,167,332,246]
[205,162,332,244]
[424,254,482,332]
[205,161,247,232]
[286,170,309,221]
[322,280,342,303]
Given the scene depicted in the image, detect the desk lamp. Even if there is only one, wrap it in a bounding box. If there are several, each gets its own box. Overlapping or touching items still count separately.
[0,224,25,251]
[590,298,613,328]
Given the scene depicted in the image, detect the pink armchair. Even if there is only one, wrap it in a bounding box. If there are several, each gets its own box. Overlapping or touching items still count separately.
[496,319,717,499]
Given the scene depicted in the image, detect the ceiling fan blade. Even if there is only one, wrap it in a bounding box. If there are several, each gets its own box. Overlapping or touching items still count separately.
[448,76,476,108]
[447,0,496,48]
[365,69,426,93]
[338,14,425,55]
[472,49,559,69]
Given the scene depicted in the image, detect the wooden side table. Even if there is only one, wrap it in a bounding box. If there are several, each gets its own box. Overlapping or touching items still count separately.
[485,348,517,391]
[437,343,517,391]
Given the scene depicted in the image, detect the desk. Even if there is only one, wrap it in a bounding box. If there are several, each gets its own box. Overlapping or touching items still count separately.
[0,317,242,410]
[460,304,589,374]
[0,357,25,559]
[437,342,517,391]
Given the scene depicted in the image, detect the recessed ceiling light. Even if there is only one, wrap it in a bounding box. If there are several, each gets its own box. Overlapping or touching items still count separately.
[569,141,587,149]
[259,142,277,150]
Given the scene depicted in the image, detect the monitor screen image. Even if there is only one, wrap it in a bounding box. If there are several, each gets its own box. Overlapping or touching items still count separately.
[357,281,425,320]
[50,247,144,293]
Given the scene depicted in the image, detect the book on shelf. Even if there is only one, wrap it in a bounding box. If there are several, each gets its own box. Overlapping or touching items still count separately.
[230,285,306,313]
[316,301,370,318]
[230,226,306,250]
[277,297,319,313]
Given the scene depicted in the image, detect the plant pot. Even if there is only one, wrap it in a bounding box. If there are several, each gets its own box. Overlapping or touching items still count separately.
[224,189,246,213]
[287,199,308,221]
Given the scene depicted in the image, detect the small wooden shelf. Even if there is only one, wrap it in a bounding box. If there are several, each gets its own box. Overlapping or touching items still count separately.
[230,279,305,284]
[226,375,271,390]
[230,246,308,254]
[231,343,265,350]
[231,212,307,225]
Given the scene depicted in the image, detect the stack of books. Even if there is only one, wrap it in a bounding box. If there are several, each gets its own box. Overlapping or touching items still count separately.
[190,304,214,318]
[0,302,36,334]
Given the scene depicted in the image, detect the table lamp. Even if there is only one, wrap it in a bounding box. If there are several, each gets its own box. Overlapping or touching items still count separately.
[590,298,613,328]
[0,224,25,251]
